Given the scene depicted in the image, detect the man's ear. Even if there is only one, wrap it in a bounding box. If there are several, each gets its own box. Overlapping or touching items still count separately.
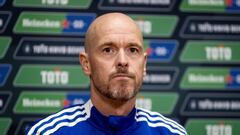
[143,52,147,76]
[79,52,91,75]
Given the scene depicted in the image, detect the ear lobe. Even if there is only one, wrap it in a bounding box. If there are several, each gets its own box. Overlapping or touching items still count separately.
[79,52,91,75]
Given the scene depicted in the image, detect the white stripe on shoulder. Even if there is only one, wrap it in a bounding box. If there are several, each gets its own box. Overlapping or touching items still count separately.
[137,117,186,135]
[136,108,187,135]
[43,115,89,135]
[42,100,93,135]
[27,100,92,135]
[36,109,86,134]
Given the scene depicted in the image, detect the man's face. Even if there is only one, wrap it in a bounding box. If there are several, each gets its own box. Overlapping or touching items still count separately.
[85,17,146,102]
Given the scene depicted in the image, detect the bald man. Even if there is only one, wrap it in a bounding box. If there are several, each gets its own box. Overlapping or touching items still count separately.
[26,13,187,135]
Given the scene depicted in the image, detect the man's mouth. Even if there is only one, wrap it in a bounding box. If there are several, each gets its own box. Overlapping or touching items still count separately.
[111,73,134,80]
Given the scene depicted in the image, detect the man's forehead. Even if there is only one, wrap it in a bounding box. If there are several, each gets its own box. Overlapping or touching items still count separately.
[85,13,143,51]
[93,15,140,33]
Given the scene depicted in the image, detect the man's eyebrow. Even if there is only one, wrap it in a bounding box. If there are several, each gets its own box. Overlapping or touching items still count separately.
[100,41,115,46]
[99,41,142,48]
[127,42,142,47]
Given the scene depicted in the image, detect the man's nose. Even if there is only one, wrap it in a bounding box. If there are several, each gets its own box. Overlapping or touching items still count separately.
[116,49,129,68]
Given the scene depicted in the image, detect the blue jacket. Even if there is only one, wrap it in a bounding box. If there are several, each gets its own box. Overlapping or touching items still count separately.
[26,100,187,135]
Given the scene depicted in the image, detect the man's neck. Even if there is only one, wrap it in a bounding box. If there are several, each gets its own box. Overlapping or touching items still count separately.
[91,89,136,116]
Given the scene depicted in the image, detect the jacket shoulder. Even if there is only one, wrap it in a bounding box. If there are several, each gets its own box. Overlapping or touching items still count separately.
[136,107,188,135]
[26,103,90,135]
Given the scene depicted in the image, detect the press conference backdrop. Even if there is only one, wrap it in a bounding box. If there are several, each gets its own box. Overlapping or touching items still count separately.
[0,0,240,135]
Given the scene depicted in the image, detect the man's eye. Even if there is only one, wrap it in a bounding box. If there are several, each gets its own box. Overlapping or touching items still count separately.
[103,47,114,54]
[129,47,139,54]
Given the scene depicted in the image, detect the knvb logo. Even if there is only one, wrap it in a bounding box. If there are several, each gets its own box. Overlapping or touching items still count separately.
[14,12,96,35]
[0,12,11,33]
[145,40,178,62]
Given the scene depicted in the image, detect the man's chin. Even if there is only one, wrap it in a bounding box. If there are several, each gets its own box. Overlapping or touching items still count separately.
[110,94,136,102]
[109,87,138,101]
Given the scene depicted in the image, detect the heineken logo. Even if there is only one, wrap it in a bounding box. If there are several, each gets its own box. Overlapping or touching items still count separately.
[14,91,90,113]
[22,18,61,28]
[181,67,240,89]
[22,98,61,108]
[181,0,240,13]
[14,12,96,35]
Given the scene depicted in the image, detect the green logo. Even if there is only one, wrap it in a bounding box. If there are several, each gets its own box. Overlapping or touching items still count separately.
[180,0,225,12]
[136,92,178,114]
[13,0,92,9]
[180,67,240,90]
[14,91,90,114]
[0,118,11,135]
[14,91,66,113]
[0,37,11,59]
[130,15,178,37]
[185,119,240,135]
[14,65,89,88]
[180,0,240,13]
[180,40,240,63]
[13,12,95,35]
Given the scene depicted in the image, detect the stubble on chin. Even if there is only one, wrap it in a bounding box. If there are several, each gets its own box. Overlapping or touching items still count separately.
[107,80,138,102]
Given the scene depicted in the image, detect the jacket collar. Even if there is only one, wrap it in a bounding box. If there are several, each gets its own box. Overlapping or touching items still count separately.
[87,100,137,133]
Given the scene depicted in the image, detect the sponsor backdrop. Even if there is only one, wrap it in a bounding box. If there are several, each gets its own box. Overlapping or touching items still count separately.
[0,0,240,134]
